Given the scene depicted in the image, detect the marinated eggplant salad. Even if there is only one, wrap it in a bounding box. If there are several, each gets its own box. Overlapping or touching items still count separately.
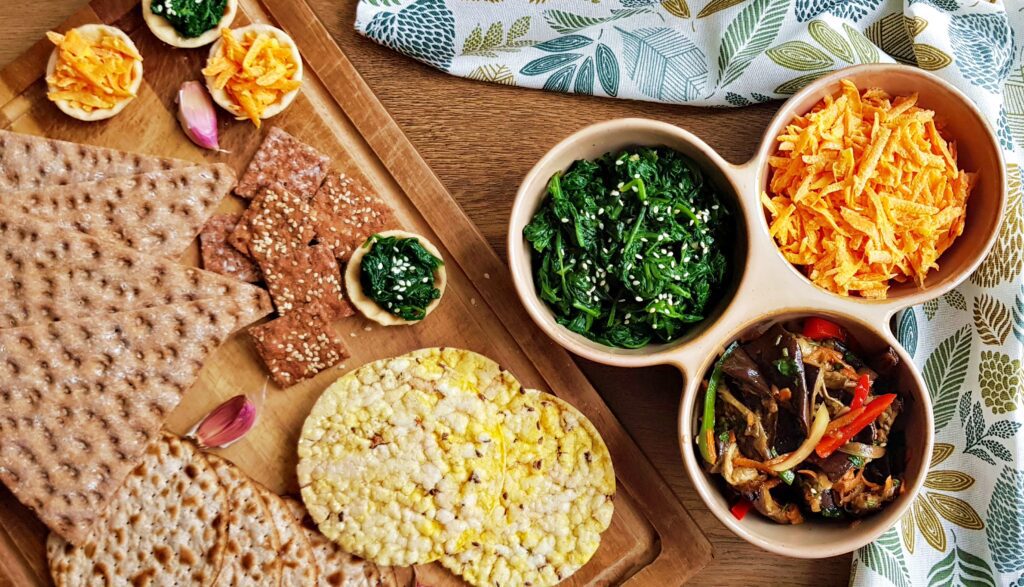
[150,0,227,38]
[359,234,443,321]
[524,147,732,348]
[698,318,906,524]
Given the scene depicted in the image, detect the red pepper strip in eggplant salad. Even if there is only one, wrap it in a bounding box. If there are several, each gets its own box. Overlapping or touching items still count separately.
[697,318,906,523]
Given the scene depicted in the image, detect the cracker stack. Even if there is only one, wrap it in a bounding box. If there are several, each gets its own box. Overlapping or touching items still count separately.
[0,131,271,545]
[197,127,397,388]
[48,435,395,587]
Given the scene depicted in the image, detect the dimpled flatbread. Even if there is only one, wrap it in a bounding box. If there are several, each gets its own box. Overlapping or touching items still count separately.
[297,348,515,566]
[256,487,319,586]
[283,496,391,587]
[0,128,189,191]
[205,453,283,586]
[47,433,228,586]
[442,389,616,587]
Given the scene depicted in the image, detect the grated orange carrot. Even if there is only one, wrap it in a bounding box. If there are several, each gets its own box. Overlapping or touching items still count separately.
[763,79,974,298]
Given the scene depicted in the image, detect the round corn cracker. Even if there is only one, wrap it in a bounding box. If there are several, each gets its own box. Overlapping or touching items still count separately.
[442,389,616,587]
[47,432,228,586]
[297,348,515,566]
[205,453,283,586]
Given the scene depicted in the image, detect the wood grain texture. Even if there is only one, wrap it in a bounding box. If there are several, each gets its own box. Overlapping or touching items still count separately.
[0,1,853,585]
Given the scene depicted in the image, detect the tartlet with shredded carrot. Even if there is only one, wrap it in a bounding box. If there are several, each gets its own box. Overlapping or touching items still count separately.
[202,24,302,127]
[45,25,143,122]
[762,79,975,299]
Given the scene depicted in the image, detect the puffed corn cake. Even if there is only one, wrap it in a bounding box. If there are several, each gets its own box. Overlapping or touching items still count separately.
[297,348,515,566]
[442,389,616,587]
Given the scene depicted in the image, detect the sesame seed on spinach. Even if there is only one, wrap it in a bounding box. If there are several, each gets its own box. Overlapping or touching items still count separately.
[151,0,227,39]
[359,234,443,322]
[523,147,732,349]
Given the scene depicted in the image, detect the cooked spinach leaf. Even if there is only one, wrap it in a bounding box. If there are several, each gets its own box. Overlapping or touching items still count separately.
[151,0,227,38]
[524,147,732,348]
[360,235,443,321]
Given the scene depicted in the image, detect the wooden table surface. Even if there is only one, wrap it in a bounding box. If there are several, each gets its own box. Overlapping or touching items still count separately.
[0,2,851,585]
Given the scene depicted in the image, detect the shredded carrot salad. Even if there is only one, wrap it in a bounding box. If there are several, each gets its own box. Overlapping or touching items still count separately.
[202,28,301,127]
[46,29,142,112]
[762,79,975,298]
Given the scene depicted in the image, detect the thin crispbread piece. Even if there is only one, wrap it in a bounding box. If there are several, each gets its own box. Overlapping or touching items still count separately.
[200,214,262,283]
[442,390,616,587]
[47,433,229,586]
[1,164,235,257]
[229,184,317,261]
[260,244,353,319]
[255,485,319,586]
[205,453,284,586]
[235,126,330,199]
[0,128,190,191]
[297,348,512,566]
[0,294,272,545]
[311,171,397,261]
[0,208,266,329]
[283,496,393,587]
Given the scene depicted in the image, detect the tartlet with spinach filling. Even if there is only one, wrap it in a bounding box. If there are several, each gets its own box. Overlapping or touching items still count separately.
[523,147,732,349]
[344,230,447,326]
[142,0,237,48]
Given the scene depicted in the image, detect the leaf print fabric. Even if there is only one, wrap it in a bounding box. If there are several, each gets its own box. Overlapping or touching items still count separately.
[353,0,1024,585]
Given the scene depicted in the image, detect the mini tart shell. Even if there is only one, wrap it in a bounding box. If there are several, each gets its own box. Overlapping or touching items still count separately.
[204,24,303,123]
[142,0,238,49]
[345,230,447,327]
[45,25,143,122]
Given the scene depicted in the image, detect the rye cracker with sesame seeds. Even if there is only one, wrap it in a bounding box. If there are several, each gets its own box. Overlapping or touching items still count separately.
[248,300,350,387]
[200,213,262,282]
[344,230,447,327]
[296,348,514,566]
[260,243,353,319]
[46,433,229,587]
[0,128,191,191]
[3,163,235,258]
[442,389,616,587]
[235,127,330,199]
[229,184,316,260]
[205,453,284,587]
[311,171,397,261]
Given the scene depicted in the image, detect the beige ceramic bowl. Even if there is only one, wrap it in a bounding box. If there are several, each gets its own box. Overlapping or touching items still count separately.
[507,64,1005,558]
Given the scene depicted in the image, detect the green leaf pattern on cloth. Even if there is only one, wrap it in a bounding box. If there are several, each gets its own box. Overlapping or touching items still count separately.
[987,467,1024,573]
[353,0,1024,583]
[717,0,789,87]
[922,325,971,431]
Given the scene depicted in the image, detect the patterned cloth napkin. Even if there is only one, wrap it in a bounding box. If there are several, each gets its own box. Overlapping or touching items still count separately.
[354,1,1024,585]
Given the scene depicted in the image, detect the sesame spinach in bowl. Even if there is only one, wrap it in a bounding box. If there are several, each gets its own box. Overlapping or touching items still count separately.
[522,147,733,349]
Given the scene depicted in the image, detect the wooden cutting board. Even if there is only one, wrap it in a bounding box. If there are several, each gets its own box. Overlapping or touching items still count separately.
[0,0,713,584]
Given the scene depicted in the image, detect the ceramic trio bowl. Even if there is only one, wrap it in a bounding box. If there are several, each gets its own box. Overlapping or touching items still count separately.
[507,64,1006,558]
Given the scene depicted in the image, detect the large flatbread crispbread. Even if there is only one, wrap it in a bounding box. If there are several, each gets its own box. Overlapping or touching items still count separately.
[255,484,318,586]
[0,294,271,545]
[0,208,263,329]
[46,433,229,586]
[0,128,190,191]
[1,164,235,257]
[283,497,390,587]
[205,453,284,586]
